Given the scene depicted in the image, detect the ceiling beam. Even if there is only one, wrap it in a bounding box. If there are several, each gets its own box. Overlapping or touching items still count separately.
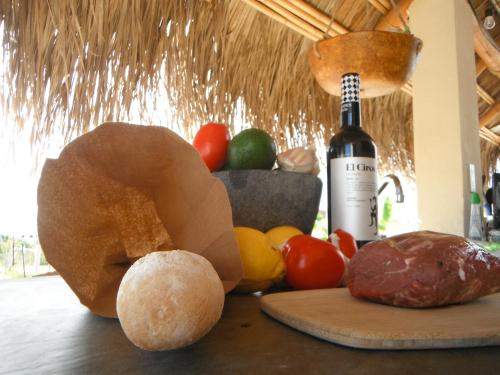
[241,0,498,146]
[374,0,499,107]
[476,54,488,76]
[374,1,500,80]
[242,0,413,95]
[480,101,500,128]
[479,127,500,145]
[477,83,496,105]
[368,0,389,15]
[286,0,349,34]
[375,0,412,31]
[470,5,500,79]
[367,1,500,81]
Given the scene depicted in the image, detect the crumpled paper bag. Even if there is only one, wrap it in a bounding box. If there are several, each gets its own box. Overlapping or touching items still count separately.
[37,123,243,318]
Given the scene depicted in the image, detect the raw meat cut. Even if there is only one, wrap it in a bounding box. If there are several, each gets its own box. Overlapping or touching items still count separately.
[346,231,500,307]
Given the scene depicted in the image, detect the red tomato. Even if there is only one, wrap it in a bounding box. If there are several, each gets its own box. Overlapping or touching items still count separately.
[283,235,345,290]
[193,123,230,171]
[329,228,358,259]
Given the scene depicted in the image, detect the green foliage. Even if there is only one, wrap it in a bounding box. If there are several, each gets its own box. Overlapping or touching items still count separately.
[378,197,393,232]
[313,211,329,241]
[5,267,24,279]
[0,234,44,279]
[0,235,34,252]
[40,251,48,265]
[387,26,411,34]
[0,236,13,255]
[481,241,500,253]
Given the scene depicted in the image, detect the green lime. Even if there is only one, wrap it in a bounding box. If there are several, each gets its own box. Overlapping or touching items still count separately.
[227,128,277,170]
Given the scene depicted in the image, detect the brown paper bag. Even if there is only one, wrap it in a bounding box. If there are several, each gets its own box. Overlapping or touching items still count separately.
[37,123,243,318]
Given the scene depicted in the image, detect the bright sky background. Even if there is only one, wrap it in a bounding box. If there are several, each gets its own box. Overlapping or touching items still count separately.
[0,119,418,237]
[0,114,331,237]
[0,89,249,236]
[1,131,41,235]
[0,126,63,236]
[0,41,418,238]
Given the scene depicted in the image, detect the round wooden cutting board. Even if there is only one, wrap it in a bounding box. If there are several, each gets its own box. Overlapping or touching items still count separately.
[260,288,500,350]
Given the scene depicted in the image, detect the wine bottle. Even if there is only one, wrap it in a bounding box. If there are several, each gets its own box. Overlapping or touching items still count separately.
[327,73,378,248]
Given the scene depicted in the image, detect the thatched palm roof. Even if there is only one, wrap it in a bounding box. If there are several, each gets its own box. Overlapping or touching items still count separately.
[0,0,498,176]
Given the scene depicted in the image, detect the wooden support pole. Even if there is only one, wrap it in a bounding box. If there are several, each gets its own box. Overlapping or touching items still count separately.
[273,0,339,37]
[241,0,320,40]
[261,1,325,40]
[287,0,349,35]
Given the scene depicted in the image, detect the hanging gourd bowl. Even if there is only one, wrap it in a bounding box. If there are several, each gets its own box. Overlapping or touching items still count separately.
[308,31,423,98]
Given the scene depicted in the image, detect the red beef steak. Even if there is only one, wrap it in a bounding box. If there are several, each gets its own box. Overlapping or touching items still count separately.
[346,231,500,307]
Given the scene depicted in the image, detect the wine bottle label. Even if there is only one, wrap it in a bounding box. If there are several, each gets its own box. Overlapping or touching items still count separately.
[329,156,378,241]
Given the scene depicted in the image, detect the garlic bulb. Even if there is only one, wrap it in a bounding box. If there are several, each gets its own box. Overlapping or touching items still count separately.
[277,147,319,175]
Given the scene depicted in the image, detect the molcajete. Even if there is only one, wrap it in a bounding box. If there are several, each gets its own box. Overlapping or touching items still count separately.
[213,170,322,233]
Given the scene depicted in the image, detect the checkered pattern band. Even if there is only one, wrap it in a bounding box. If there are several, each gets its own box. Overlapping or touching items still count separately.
[341,73,360,104]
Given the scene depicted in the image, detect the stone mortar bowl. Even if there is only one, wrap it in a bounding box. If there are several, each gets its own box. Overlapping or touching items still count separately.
[213,170,322,234]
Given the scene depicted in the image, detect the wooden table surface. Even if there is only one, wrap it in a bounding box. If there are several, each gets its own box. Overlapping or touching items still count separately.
[1,276,500,375]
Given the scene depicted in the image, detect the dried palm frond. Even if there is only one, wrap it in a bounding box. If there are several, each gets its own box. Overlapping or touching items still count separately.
[0,0,496,176]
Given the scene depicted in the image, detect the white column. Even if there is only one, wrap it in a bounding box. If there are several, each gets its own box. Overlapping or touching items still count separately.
[410,0,482,236]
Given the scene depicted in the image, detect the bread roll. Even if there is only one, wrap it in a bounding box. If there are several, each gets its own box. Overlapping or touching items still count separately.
[117,250,225,351]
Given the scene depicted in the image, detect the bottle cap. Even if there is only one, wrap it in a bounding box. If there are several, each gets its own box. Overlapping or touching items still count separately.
[341,73,360,105]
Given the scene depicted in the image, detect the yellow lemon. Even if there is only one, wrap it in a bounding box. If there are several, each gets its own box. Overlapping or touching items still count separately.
[234,227,286,293]
[265,225,303,249]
